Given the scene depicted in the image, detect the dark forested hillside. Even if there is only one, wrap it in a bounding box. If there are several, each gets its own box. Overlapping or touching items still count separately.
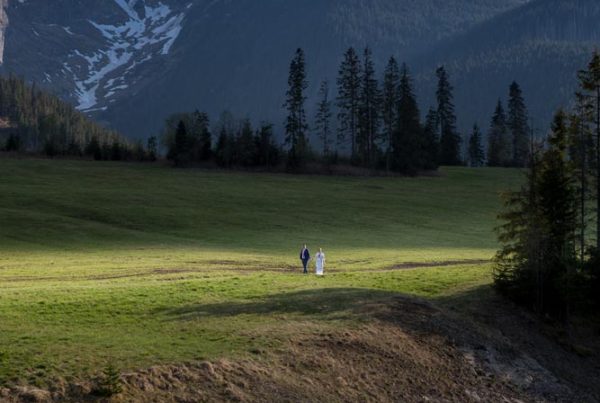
[414,0,600,136]
[0,75,122,155]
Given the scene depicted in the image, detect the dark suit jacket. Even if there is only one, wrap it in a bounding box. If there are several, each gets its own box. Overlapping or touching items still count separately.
[300,248,310,261]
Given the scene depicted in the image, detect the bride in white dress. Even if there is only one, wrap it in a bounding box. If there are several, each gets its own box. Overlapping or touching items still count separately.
[315,248,325,276]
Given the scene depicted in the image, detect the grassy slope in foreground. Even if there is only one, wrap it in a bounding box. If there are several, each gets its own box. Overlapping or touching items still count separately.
[0,159,521,385]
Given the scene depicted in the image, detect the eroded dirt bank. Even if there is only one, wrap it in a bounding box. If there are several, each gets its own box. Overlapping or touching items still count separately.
[2,294,598,402]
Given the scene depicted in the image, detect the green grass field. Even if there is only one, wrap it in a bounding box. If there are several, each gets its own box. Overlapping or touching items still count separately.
[0,158,522,386]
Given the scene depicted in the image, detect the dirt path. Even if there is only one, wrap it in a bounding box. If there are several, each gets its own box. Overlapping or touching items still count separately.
[0,259,491,283]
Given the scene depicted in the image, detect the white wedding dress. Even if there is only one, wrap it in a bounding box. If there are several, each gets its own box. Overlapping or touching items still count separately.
[315,252,325,275]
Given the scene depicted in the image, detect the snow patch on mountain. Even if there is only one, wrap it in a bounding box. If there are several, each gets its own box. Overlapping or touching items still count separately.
[72,0,187,111]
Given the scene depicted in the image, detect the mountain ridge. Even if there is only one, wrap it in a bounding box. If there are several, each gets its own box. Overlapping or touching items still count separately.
[2,0,593,142]
[413,0,600,137]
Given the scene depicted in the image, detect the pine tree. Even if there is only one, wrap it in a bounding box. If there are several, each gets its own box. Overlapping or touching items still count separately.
[147,136,158,161]
[382,57,400,171]
[237,119,257,167]
[314,80,332,157]
[494,110,577,315]
[468,124,485,167]
[255,123,280,168]
[487,100,511,167]
[5,133,20,151]
[508,81,530,167]
[283,48,309,169]
[110,141,122,161]
[336,47,361,158]
[85,136,102,161]
[67,136,82,156]
[131,140,143,161]
[215,127,232,168]
[357,47,380,167]
[577,51,600,253]
[392,64,422,173]
[101,141,111,161]
[193,111,212,161]
[173,120,189,167]
[436,66,461,165]
[421,108,440,171]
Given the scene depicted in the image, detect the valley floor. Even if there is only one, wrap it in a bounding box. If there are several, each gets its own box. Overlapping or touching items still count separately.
[3,286,599,402]
[0,158,598,402]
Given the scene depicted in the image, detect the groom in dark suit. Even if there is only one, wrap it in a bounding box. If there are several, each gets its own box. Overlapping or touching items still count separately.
[300,244,310,274]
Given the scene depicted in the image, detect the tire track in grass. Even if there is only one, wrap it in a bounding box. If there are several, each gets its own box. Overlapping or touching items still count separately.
[0,259,490,283]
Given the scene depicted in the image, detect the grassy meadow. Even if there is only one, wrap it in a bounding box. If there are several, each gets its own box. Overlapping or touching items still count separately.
[0,158,522,386]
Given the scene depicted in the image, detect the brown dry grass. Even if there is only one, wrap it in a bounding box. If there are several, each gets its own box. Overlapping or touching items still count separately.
[2,293,598,403]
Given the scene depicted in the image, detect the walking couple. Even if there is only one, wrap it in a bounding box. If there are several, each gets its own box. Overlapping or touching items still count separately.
[299,244,325,275]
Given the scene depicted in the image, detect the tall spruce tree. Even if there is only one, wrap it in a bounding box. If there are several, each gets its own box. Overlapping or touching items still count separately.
[193,111,212,161]
[357,47,380,166]
[382,57,400,171]
[237,119,257,167]
[577,51,600,252]
[314,80,332,157]
[255,123,280,168]
[436,66,461,165]
[283,48,309,169]
[147,136,158,161]
[569,105,594,265]
[393,63,422,173]
[508,82,530,167]
[487,100,511,167]
[173,120,189,167]
[215,126,233,168]
[85,136,102,161]
[494,110,577,315]
[422,108,440,170]
[468,124,485,167]
[336,47,361,158]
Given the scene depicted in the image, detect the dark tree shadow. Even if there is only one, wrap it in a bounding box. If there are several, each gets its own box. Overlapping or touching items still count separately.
[156,288,399,321]
[154,283,600,400]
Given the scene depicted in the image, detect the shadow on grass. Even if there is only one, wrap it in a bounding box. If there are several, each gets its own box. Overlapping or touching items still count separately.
[433,284,495,308]
[157,288,399,321]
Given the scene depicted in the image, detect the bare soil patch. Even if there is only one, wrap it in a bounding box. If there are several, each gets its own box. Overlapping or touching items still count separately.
[2,294,598,402]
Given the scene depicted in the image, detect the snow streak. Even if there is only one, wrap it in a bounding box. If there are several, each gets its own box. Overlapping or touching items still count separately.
[73,1,186,111]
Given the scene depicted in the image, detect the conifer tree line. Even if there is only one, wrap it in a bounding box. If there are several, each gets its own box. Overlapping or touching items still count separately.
[164,47,539,173]
[283,47,462,173]
[285,47,533,173]
[0,75,157,161]
[162,110,281,169]
[164,48,467,173]
[472,81,531,168]
[494,52,600,320]
[1,48,534,173]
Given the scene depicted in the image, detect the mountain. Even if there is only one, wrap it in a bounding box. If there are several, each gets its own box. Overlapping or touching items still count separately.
[5,0,598,142]
[1,0,191,113]
[413,0,600,138]
[0,0,529,139]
